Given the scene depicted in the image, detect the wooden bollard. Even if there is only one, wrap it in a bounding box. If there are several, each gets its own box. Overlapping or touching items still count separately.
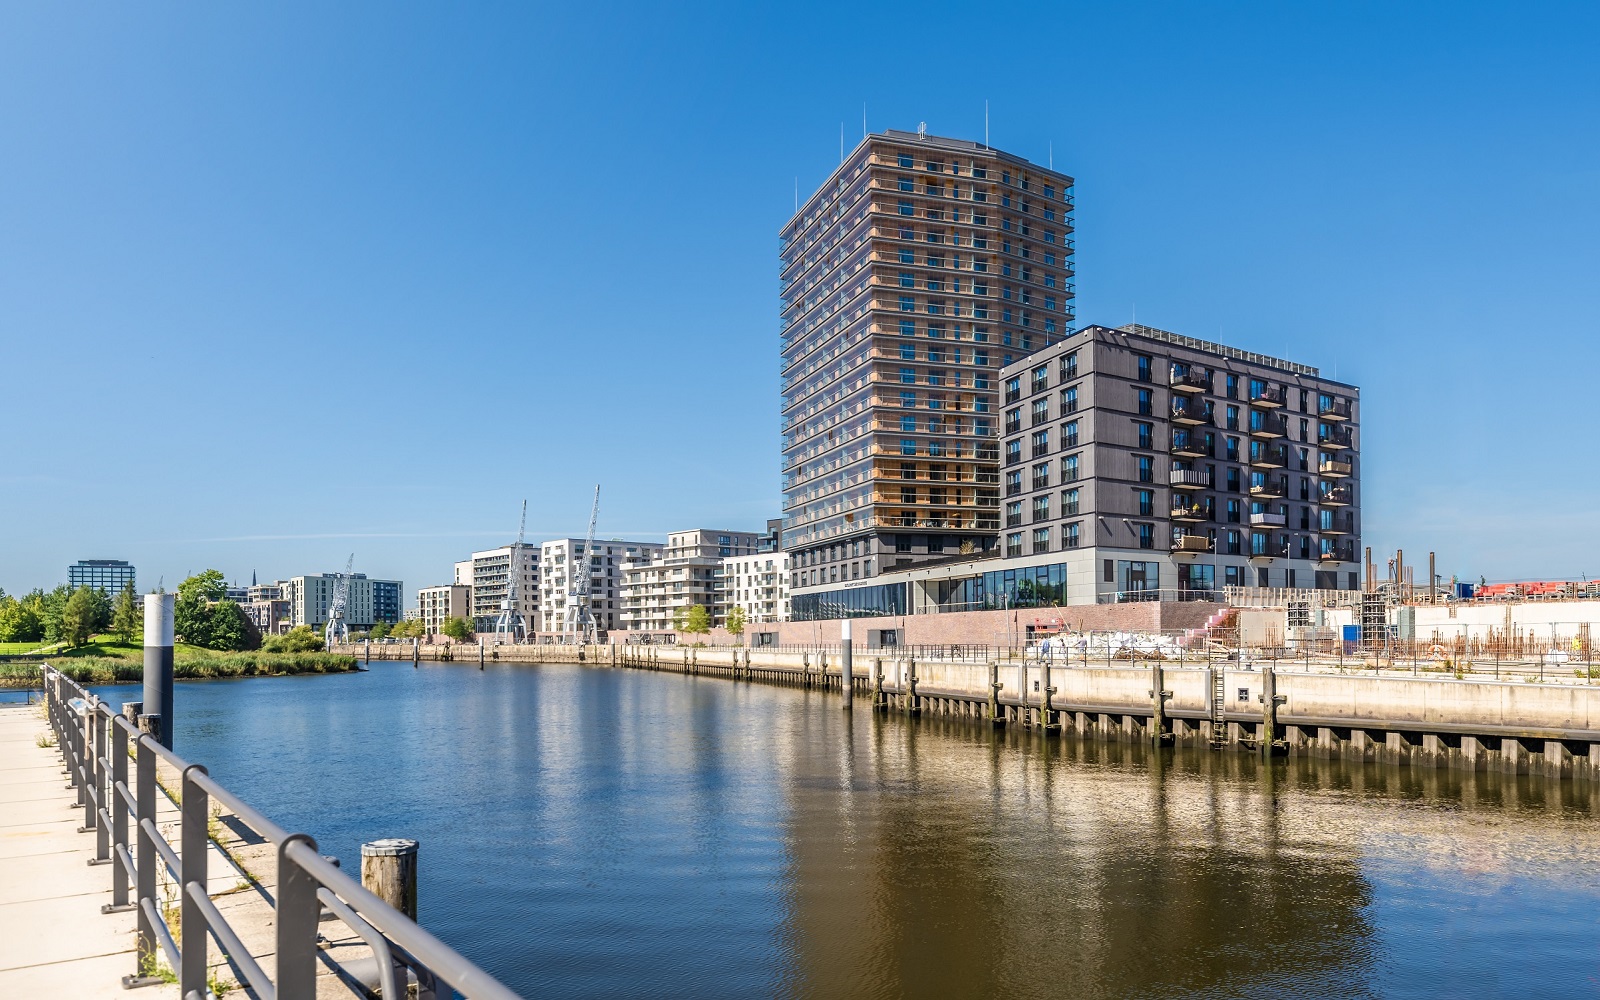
[361,839,419,921]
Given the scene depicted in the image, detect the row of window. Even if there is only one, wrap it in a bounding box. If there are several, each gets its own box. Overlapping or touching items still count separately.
[889,224,1070,266]
[892,153,1071,202]
[1002,524,1358,559]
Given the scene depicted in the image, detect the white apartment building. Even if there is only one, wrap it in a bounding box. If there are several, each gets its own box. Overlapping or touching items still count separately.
[467,545,540,633]
[620,529,762,631]
[279,573,402,628]
[539,538,663,634]
[722,552,791,623]
[417,584,472,636]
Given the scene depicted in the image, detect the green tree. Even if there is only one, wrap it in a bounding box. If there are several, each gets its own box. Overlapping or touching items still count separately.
[177,570,227,603]
[370,621,391,640]
[0,595,43,643]
[683,605,712,635]
[60,587,97,647]
[88,587,114,635]
[112,583,142,644]
[725,605,746,636]
[671,606,687,632]
[38,585,71,643]
[200,601,259,652]
[440,616,472,642]
[262,625,324,653]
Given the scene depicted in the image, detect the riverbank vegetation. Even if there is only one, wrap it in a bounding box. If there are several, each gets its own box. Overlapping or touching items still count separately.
[0,633,357,688]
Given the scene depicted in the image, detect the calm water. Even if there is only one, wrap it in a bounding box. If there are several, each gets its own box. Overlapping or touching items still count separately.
[80,662,1600,999]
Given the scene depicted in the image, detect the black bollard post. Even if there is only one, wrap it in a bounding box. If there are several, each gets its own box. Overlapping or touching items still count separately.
[142,593,174,749]
[841,621,854,711]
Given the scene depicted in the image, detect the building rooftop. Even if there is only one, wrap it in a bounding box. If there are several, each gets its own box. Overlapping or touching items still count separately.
[1112,324,1319,377]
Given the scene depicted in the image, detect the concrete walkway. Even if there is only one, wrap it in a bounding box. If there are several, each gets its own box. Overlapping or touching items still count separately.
[0,700,179,998]
[0,698,385,999]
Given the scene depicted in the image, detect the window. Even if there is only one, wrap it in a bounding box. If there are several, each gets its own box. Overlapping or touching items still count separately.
[898,176,914,192]
[1063,453,1080,482]
[1004,376,1021,403]
[900,391,916,407]
[900,415,916,432]
[1062,386,1078,413]
[899,463,916,479]
[1065,522,1081,548]
[1137,355,1152,382]
[1138,389,1152,416]
[1006,533,1023,558]
[898,200,914,216]
[900,438,917,456]
[1227,530,1241,555]
[900,342,916,360]
[1137,489,1154,516]
[899,272,914,288]
[1062,488,1080,516]
[1031,430,1049,457]
[1226,404,1239,430]
[1226,374,1238,399]
[899,319,915,336]
[1136,421,1153,450]
[1005,408,1021,433]
[1062,420,1079,448]
[1227,467,1241,492]
[1032,528,1051,553]
[1032,496,1050,522]
[1031,365,1048,394]
[898,153,914,168]
[899,367,916,384]
[1005,440,1021,464]
[1226,436,1240,461]
[1137,455,1153,483]
[900,486,917,504]
[1031,399,1049,425]
[899,296,914,312]
[1032,462,1050,491]
[1138,523,1155,549]
[1006,501,1023,527]
[1005,470,1022,496]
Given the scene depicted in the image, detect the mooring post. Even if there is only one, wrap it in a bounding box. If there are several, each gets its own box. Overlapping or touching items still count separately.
[479,638,485,669]
[988,660,1004,726]
[1260,666,1278,755]
[362,838,419,921]
[1151,662,1168,745]
[1040,654,1057,732]
[841,621,854,710]
[142,593,175,749]
[412,637,419,666]
[905,658,919,716]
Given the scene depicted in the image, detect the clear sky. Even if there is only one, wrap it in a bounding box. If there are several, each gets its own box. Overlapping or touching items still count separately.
[3,2,1597,599]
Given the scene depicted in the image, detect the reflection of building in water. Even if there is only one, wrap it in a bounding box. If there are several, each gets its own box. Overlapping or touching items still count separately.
[772,720,1378,998]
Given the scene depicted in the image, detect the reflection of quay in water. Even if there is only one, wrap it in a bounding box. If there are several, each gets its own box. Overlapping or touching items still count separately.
[771,705,1383,1000]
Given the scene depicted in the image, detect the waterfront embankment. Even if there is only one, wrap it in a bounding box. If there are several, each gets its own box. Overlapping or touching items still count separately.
[0,651,357,688]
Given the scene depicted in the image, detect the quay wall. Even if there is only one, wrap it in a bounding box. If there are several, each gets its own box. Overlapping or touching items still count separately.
[339,641,1600,776]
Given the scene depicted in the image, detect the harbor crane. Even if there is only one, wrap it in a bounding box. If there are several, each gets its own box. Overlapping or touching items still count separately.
[564,486,601,644]
[324,553,354,650]
[494,500,529,643]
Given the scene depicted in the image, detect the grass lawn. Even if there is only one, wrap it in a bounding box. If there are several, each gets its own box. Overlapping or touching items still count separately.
[0,640,61,655]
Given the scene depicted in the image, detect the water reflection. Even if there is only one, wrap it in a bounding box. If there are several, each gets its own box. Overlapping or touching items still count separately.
[87,666,1600,999]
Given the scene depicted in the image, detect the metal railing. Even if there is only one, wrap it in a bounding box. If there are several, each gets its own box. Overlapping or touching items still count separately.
[39,664,520,1000]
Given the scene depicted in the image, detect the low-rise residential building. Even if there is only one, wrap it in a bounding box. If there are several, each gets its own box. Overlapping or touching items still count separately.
[68,559,135,595]
[247,583,283,602]
[418,584,472,636]
[280,573,403,628]
[541,539,663,634]
[467,545,539,633]
[240,600,289,635]
[621,529,762,631]
[722,552,791,623]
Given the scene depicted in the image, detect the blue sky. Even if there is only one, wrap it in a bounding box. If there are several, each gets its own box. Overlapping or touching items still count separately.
[2,2,1597,598]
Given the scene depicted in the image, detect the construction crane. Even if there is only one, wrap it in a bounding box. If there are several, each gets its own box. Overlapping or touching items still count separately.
[325,553,354,650]
[494,500,528,643]
[564,486,601,644]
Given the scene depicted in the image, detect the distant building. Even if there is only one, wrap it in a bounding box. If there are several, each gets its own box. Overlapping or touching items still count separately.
[247,583,283,602]
[417,584,472,636]
[757,517,783,554]
[240,600,290,636]
[224,585,250,603]
[279,573,403,628]
[541,538,663,634]
[620,529,761,631]
[68,559,135,595]
[722,552,791,623]
[466,545,539,634]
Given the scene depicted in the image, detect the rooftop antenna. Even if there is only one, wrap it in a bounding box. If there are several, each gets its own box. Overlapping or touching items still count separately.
[984,100,989,146]
[840,122,844,163]
[1049,140,1053,169]
[794,176,798,213]
[917,121,927,140]
[862,102,867,140]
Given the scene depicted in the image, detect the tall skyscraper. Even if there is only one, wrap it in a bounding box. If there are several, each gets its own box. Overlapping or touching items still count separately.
[781,130,1075,598]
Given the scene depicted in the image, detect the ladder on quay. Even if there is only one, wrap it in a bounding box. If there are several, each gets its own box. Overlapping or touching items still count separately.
[1209,665,1229,748]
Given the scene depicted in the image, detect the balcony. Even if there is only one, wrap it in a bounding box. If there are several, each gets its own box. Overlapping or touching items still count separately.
[1170,397,1213,426]
[1319,428,1356,450]
[1170,502,1209,523]
[1248,412,1287,439]
[1319,396,1353,421]
[1320,456,1354,478]
[1172,533,1214,553]
[1249,511,1287,528]
[1249,383,1286,408]
[1320,484,1353,506]
[1319,545,1354,563]
[1169,468,1210,488]
[1249,538,1290,561]
[1320,518,1353,536]
[1171,431,1211,459]
[1169,363,1212,394]
[1249,479,1286,499]
[1249,446,1288,469]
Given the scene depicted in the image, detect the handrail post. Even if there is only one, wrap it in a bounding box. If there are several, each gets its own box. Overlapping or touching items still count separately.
[133,735,157,979]
[78,697,93,826]
[277,834,322,998]
[180,764,209,996]
[91,704,110,858]
[106,718,131,910]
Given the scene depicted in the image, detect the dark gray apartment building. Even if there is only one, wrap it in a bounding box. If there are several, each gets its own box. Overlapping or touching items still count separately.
[782,129,1076,606]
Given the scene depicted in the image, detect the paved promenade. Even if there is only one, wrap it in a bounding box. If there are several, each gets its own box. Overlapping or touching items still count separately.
[0,700,179,997]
